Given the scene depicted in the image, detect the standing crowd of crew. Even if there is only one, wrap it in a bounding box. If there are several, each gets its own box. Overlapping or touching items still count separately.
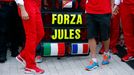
[0,0,134,74]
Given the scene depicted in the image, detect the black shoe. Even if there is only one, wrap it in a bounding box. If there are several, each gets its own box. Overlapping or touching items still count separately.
[0,52,7,63]
[10,47,19,57]
[0,49,7,63]
[0,57,7,63]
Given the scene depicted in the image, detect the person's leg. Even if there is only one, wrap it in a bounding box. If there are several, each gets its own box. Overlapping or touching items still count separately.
[85,14,99,71]
[109,13,120,54]
[9,3,19,57]
[0,6,9,63]
[16,1,44,74]
[36,13,45,46]
[88,39,97,58]
[99,14,111,52]
[102,39,111,65]
[35,12,45,63]
[0,30,7,63]
[99,44,105,54]
[16,10,44,75]
[36,44,43,63]
[99,14,111,65]
[120,4,134,62]
[19,13,37,68]
[103,39,110,53]
[99,13,120,54]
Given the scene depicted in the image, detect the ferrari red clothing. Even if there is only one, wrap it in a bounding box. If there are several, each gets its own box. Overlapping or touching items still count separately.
[79,0,86,10]
[17,0,45,68]
[120,3,134,55]
[75,0,86,10]
[110,13,120,49]
[37,0,41,9]
[124,0,134,4]
[0,0,14,2]
[86,0,112,14]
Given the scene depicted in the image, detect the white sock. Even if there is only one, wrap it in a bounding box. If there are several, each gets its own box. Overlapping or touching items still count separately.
[92,58,98,62]
[104,51,110,55]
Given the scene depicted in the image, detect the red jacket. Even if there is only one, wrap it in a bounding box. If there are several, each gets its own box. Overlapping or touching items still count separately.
[37,0,41,9]
[124,0,134,4]
[86,0,112,14]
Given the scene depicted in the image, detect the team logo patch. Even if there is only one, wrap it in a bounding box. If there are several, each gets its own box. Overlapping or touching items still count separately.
[62,0,73,8]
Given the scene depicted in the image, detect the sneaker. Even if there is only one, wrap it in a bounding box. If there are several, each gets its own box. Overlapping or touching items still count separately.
[35,56,43,63]
[111,47,118,54]
[16,55,26,66]
[0,56,7,63]
[121,54,134,62]
[85,60,99,71]
[0,51,7,63]
[102,54,111,65]
[99,45,105,54]
[10,48,19,57]
[0,48,7,63]
[25,66,45,74]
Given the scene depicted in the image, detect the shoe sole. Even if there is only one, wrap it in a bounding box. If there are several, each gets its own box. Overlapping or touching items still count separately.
[121,57,134,62]
[102,62,110,65]
[102,56,112,65]
[85,66,99,71]
[25,68,44,74]
[16,57,25,66]
[0,60,6,63]
[25,69,36,74]
[25,71,44,74]
[25,71,33,74]
[36,59,43,63]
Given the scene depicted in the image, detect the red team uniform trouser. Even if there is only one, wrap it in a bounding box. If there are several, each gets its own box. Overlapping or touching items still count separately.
[100,13,120,53]
[110,13,120,49]
[120,3,134,56]
[18,0,44,68]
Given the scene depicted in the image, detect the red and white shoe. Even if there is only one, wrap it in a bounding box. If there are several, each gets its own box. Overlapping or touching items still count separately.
[16,55,26,66]
[111,47,118,54]
[121,54,134,62]
[25,66,45,74]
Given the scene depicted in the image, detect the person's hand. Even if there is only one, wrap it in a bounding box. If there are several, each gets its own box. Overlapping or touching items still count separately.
[21,9,29,20]
[112,5,119,15]
[18,5,29,20]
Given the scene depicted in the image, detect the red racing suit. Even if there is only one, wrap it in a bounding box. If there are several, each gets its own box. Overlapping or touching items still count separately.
[110,13,120,50]
[120,1,134,56]
[18,0,45,68]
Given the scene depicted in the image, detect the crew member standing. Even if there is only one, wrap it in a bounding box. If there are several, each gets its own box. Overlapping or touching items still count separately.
[0,0,19,63]
[15,0,45,74]
[99,6,121,54]
[114,0,134,62]
[85,0,114,71]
